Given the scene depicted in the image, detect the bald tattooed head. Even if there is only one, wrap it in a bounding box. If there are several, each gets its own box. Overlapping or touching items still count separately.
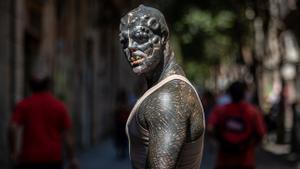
[119,5,171,75]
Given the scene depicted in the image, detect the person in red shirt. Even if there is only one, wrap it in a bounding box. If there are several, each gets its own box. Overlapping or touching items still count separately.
[208,81,266,169]
[8,76,79,169]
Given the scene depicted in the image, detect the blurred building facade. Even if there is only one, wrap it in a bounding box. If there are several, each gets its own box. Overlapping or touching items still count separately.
[250,0,300,144]
[0,0,148,168]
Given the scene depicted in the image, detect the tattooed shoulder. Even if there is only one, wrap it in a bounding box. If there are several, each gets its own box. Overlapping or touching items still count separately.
[137,79,204,141]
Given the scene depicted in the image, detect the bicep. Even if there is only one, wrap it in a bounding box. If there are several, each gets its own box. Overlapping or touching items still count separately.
[59,105,72,131]
[146,107,188,168]
[207,107,221,132]
[10,104,25,127]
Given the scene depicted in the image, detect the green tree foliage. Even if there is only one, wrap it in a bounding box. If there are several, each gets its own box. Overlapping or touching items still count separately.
[152,0,249,85]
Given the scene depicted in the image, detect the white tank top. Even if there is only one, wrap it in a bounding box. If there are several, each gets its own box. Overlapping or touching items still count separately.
[126,74,204,169]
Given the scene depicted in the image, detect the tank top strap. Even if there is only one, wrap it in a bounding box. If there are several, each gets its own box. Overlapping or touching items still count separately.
[128,75,185,124]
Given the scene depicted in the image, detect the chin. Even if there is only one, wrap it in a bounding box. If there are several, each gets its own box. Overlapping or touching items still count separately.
[132,66,147,76]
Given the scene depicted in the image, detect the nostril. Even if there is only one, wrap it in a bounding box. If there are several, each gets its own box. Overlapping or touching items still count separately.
[130,48,137,52]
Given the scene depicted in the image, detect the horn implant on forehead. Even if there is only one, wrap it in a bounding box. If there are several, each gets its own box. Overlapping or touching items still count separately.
[127,12,133,24]
[141,14,150,20]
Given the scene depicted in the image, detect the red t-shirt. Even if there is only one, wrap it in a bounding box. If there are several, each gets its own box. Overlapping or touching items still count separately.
[208,102,266,168]
[11,92,72,164]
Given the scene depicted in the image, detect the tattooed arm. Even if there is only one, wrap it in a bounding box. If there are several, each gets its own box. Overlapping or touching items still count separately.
[140,80,200,169]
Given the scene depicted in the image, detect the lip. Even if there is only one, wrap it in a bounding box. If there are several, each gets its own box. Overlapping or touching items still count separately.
[129,51,147,67]
[130,55,145,67]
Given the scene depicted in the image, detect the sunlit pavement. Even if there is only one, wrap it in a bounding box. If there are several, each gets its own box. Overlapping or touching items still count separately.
[78,137,298,169]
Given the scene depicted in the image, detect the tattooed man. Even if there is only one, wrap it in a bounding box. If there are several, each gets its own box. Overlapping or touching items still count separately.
[119,5,205,169]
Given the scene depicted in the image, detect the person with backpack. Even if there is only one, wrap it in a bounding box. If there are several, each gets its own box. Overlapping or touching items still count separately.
[207,81,266,169]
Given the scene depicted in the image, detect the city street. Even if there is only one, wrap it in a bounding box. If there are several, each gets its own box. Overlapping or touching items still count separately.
[79,138,131,169]
[1,0,300,168]
[79,138,298,169]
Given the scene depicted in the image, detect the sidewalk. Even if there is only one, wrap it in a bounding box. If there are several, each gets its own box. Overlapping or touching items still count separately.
[256,148,297,169]
[78,138,298,169]
[79,139,131,169]
[258,141,298,169]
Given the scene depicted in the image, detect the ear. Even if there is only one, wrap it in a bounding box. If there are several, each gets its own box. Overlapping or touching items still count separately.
[161,30,169,44]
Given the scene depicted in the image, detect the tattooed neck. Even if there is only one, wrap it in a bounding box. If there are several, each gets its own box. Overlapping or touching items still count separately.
[145,55,185,88]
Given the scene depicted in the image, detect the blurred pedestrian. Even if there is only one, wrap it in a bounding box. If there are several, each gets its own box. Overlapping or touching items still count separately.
[201,89,216,121]
[114,89,131,159]
[216,89,231,106]
[208,81,266,169]
[8,75,79,169]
